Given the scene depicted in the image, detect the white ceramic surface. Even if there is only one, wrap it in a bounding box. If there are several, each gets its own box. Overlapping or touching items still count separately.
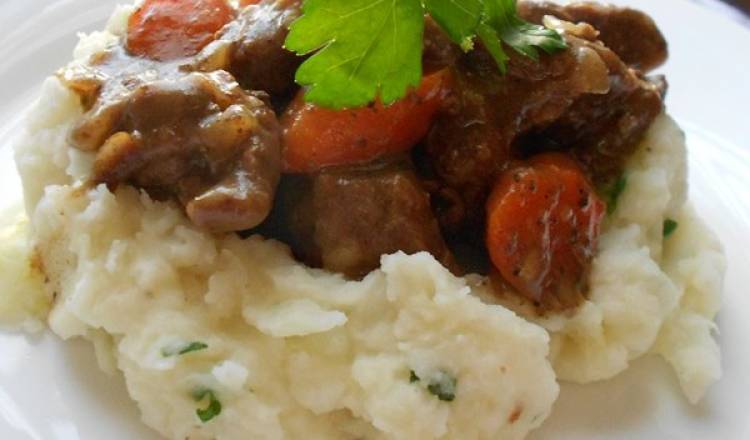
[0,1,749,439]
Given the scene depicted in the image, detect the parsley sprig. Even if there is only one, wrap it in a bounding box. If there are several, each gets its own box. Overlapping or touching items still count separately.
[285,0,567,109]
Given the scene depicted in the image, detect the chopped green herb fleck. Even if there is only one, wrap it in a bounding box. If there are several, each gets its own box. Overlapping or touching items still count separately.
[663,219,679,238]
[192,388,222,423]
[409,370,420,383]
[426,372,457,402]
[161,341,208,357]
[606,176,628,215]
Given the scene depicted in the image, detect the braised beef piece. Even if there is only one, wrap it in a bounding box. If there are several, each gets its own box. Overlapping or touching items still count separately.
[194,0,302,97]
[518,1,668,72]
[425,28,664,232]
[521,74,666,185]
[280,160,457,279]
[59,48,282,233]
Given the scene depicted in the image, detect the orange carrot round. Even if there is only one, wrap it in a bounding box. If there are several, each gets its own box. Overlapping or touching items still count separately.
[127,0,235,61]
[281,70,451,173]
[486,153,605,309]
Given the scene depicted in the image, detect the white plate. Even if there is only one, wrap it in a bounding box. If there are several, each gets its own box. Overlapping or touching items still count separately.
[1,1,749,439]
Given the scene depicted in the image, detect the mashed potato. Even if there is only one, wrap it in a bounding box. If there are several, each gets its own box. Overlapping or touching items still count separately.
[29,182,558,440]
[5,3,725,439]
[0,204,49,332]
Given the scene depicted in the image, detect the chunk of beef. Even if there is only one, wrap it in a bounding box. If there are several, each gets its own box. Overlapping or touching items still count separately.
[518,1,668,72]
[59,48,282,233]
[425,28,664,232]
[282,161,457,279]
[194,0,302,97]
[522,72,666,185]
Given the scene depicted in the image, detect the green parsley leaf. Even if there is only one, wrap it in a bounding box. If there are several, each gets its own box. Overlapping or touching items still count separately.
[606,176,628,216]
[285,0,425,109]
[286,0,566,109]
[192,388,222,423]
[161,341,208,357]
[426,371,457,402]
[478,0,567,72]
[432,0,567,73]
[663,219,679,238]
[423,0,483,51]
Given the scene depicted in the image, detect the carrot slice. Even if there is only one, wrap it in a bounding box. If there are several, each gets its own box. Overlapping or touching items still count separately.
[281,70,451,173]
[486,153,605,310]
[127,0,235,61]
